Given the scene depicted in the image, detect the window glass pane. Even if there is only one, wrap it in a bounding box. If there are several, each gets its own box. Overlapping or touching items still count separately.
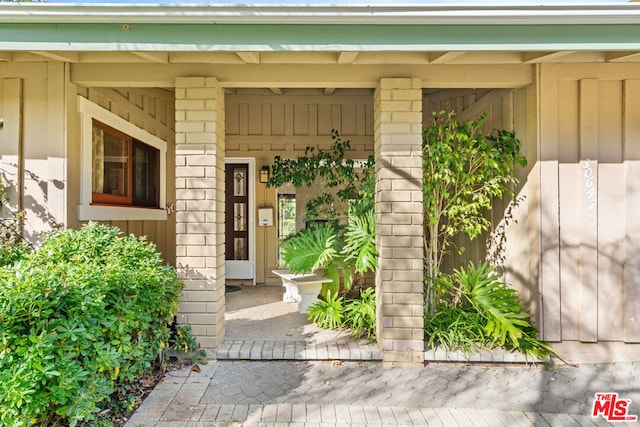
[277,193,296,266]
[132,141,159,207]
[93,123,129,197]
[233,169,246,196]
[91,126,104,193]
[234,202,246,231]
[234,237,248,260]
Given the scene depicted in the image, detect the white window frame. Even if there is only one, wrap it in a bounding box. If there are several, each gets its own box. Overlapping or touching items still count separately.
[77,96,167,221]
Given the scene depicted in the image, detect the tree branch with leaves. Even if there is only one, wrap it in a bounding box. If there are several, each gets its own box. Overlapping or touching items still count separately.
[422,111,526,312]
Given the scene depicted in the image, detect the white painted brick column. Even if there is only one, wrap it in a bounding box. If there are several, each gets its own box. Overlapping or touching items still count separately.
[174,77,226,351]
[374,78,424,367]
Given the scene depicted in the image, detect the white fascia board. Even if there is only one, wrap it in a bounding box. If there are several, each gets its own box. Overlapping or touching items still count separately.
[1,4,640,25]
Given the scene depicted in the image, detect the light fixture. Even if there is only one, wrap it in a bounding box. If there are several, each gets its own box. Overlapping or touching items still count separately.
[260,165,270,184]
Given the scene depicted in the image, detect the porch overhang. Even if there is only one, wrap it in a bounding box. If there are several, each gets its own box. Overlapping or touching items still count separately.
[1,3,640,57]
[1,23,640,53]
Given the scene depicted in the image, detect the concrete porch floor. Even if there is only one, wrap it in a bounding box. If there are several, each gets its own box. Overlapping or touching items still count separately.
[217,284,382,361]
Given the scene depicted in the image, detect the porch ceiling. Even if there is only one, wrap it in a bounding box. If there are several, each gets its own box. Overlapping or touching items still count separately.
[2,4,640,91]
[4,50,640,65]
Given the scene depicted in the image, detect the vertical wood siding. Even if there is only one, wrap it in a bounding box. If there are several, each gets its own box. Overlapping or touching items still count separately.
[540,64,640,343]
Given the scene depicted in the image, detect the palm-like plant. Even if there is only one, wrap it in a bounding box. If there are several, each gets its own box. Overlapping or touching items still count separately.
[281,209,378,298]
[429,262,560,359]
[307,290,344,330]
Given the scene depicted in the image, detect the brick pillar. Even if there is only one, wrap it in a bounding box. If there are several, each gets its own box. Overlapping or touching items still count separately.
[174,77,226,352]
[374,78,424,367]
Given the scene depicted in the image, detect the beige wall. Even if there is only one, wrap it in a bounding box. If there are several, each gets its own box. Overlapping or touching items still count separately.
[0,63,67,243]
[225,89,375,284]
[537,63,640,345]
[5,58,640,361]
[0,61,176,264]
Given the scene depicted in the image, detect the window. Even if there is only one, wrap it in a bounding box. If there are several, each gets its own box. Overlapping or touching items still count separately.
[277,192,296,267]
[91,120,159,208]
[78,96,167,221]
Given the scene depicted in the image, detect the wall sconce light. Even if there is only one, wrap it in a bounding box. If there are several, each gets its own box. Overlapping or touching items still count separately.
[260,165,270,184]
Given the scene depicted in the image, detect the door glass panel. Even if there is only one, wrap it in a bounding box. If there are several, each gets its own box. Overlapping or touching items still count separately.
[233,169,246,196]
[234,237,247,260]
[234,202,246,232]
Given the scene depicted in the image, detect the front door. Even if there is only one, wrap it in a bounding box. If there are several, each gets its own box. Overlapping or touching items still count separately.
[225,160,255,284]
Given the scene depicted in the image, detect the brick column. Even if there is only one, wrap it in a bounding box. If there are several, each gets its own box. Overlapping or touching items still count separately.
[174,77,226,352]
[374,78,424,367]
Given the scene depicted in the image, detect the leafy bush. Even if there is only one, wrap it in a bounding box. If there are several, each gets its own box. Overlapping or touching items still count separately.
[308,287,376,340]
[424,262,559,359]
[0,222,182,426]
[269,129,375,222]
[422,111,526,312]
[307,290,344,330]
[342,287,376,340]
[282,210,377,298]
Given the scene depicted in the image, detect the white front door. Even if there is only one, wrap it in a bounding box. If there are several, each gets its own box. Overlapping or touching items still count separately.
[224,158,256,285]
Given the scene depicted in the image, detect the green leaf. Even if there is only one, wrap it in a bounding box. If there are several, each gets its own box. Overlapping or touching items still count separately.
[342,210,378,274]
[282,224,338,274]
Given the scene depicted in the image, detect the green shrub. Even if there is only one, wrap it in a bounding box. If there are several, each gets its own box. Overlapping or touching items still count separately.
[424,305,488,354]
[307,290,344,330]
[343,287,376,340]
[308,287,377,340]
[0,222,182,426]
[424,262,559,360]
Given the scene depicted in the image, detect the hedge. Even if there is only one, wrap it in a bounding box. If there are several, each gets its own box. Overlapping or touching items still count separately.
[0,223,182,426]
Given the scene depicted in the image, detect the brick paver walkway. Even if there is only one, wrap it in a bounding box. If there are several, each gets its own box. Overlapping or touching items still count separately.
[125,360,640,426]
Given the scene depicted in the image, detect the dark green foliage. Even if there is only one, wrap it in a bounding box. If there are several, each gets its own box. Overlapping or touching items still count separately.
[268,129,375,222]
[424,262,559,359]
[307,290,345,330]
[422,111,526,312]
[281,209,377,298]
[308,287,376,340]
[342,287,376,340]
[0,222,182,426]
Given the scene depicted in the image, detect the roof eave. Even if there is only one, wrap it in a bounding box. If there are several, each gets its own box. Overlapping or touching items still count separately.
[2,3,640,25]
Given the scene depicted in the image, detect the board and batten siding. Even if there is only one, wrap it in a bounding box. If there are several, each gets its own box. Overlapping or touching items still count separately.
[69,86,177,264]
[0,62,67,243]
[225,89,375,284]
[539,63,640,344]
